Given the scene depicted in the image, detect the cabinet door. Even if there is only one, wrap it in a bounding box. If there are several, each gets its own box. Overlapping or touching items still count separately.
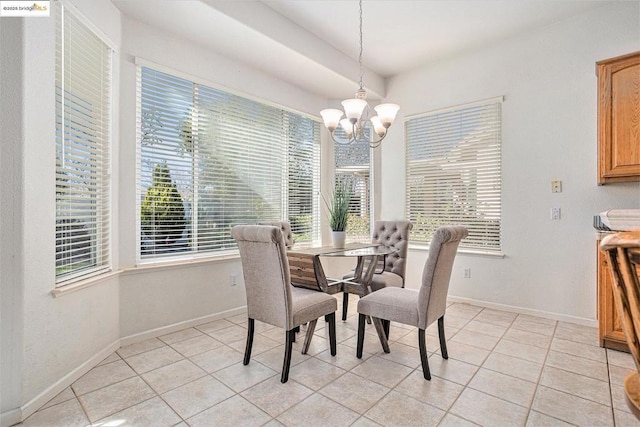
[597,51,640,184]
[598,244,628,350]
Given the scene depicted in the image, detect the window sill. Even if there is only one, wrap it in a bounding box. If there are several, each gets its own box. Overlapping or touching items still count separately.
[125,252,241,276]
[409,244,505,258]
[51,270,122,298]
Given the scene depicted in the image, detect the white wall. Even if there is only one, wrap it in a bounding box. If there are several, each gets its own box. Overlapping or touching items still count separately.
[381,2,640,323]
[117,15,330,339]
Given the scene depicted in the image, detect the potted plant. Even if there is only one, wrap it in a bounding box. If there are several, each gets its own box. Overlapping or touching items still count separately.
[327,180,351,248]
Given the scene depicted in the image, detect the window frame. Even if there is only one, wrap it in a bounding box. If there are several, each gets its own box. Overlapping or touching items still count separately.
[404,96,503,254]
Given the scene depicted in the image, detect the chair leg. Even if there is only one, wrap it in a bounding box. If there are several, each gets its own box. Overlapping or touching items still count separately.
[325,313,337,356]
[243,318,255,365]
[372,317,390,353]
[438,316,448,359]
[301,319,317,355]
[356,313,366,358]
[292,325,300,343]
[418,328,431,380]
[382,319,390,339]
[342,292,349,321]
[282,329,296,383]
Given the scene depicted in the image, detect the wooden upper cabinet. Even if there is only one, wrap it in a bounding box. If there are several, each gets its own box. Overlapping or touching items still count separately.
[597,51,640,185]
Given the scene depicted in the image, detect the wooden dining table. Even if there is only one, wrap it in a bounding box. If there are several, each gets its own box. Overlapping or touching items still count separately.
[286,242,395,320]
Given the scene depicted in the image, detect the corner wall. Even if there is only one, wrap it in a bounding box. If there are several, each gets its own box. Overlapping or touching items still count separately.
[381,2,640,322]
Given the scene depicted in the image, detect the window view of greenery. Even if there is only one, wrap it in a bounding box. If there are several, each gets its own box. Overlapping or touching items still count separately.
[55,3,112,284]
[139,67,320,259]
[334,136,371,242]
[405,100,502,251]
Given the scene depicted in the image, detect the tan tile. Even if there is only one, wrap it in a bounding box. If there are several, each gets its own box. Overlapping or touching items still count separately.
[611,383,632,413]
[170,334,224,357]
[162,375,235,419]
[71,360,136,395]
[124,346,184,374]
[426,322,458,339]
[396,329,420,348]
[97,352,121,366]
[517,314,557,326]
[225,314,247,324]
[253,343,310,371]
[22,398,89,427]
[351,356,412,388]
[437,413,480,426]
[291,332,331,356]
[365,390,444,427]
[450,388,528,426]
[532,385,613,426]
[94,396,181,426]
[554,325,599,347]
[609,363,634,387]
[159,327,204,344]
[450,329,500,351]
[473,309,517,328]
[379,341,423,369]
[482,352,543,383]
[503,328,552,349]
[315,343,372,371]
[446,303,483,321]
[141,359,206,394]
[241,376,313,417]
[277,393,359,427]
[511,317,557,336]
[460,320,507,338]
[550,338,606,363]
[287,357,347,390]
[540,366,611,406]
[607,349,636,370]
[614,408,640,426]
[445,341,491,366]
[525,410,575,426]
[350,416,384,427]
[319,372,390,414]
[545,350,609,381]
[196,319,237,334]
[426,354,479,385]
[394,371,464,411]
[213,361,278,392]
[205,324,248,344]
[493,339,548,364]
[468,368,536,407]
[187,394,271,427]
[190,345,243,373]
[77,376,156,422]
[40,387,75,410]
[117,337,166,358]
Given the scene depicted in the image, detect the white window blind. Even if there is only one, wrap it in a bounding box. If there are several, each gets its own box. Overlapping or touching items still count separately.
[55,2,112,285]
[137,67,320,260]
[335,137,371,242]
[405,98,502,252]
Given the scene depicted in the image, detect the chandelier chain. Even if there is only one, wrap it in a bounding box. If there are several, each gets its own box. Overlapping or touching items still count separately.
[358,0,364,90]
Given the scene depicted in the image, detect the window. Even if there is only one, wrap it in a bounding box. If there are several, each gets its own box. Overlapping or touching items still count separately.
[405,97,502,252]
[55,2,113,285]
[334,136,372,242]
[137,67,320,260]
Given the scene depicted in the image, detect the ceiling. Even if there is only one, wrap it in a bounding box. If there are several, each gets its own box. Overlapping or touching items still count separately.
[113,0,612,99]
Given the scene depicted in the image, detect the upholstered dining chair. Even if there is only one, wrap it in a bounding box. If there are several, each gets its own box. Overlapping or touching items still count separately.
[258,221,295,247]
[231,225,337,383]
[600,230,640,418]
[342,220,412,319]
[356,226,467,380]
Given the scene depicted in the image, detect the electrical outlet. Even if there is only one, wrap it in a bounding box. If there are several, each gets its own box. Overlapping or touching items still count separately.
[551,207,561,220]
[230,273,237,286]
[551,180,562,193]
[463,268,471,279]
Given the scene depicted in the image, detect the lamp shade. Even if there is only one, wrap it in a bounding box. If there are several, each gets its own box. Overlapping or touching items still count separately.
[374,103,400,126]
[340,118,354,137]
[370,116,386,136]
[320,109,344,131]
[341,98,368,122]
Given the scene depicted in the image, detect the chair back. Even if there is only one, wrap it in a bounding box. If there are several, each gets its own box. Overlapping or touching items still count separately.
[600,231,640,374]
[231,225,294,330]
[371,220,413,279]
[417,226,468,329]
[258,221,294,247]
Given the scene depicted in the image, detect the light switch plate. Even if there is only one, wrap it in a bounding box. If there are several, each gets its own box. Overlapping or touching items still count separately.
[551,207,561,220]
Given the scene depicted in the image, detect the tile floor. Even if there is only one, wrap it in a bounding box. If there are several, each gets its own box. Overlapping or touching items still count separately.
[17,298,640,427]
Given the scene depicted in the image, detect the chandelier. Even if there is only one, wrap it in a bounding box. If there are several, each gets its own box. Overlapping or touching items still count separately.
[320,0,400,148]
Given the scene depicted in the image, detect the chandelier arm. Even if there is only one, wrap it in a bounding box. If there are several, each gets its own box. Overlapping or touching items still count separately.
[328,130,356,145]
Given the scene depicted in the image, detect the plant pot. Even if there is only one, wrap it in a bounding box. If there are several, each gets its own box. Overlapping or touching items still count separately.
[331,231,346,249]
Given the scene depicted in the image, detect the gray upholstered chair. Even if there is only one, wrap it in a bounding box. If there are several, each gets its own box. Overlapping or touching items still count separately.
[342,220,412,319]
[231,225,337,383]
[258,221,295,247]
[356,226,467,380]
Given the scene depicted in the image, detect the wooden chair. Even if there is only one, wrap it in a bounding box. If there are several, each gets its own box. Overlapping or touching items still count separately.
[231,225,337,383]
[600,230,640,418]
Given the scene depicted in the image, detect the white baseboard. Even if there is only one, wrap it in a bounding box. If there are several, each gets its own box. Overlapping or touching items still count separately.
[120,306,247,347]
[17,339,121,423]
[1,408,22,427]
[447,295,598,328]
